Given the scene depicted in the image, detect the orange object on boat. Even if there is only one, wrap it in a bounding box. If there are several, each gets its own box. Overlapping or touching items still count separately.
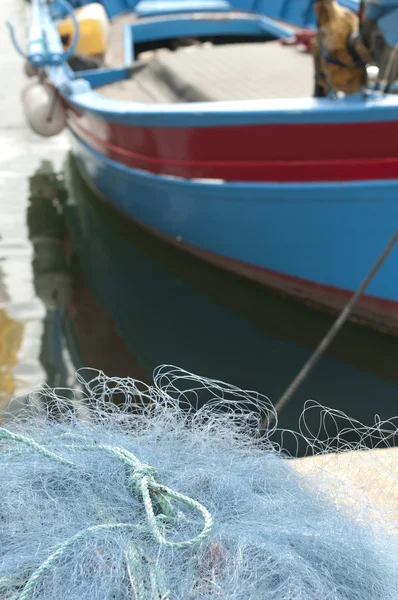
[57,3,109,57]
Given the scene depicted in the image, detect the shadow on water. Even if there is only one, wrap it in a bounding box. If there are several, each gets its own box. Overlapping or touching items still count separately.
[26,155,398,453]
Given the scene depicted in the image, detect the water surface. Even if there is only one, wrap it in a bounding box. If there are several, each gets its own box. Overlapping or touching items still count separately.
[0,0,397,450]
[0,0,69,408]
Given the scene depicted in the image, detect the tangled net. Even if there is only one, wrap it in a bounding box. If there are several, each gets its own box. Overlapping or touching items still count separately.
[0,366,397,600]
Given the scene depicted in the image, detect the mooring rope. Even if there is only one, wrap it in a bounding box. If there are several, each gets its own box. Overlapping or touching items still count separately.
[260,229,398,433]
[0,427,213,600]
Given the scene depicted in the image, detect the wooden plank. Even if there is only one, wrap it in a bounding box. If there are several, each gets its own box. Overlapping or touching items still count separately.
[99,41,313,102]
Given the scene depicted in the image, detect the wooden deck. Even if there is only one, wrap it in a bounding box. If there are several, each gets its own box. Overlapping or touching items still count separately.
[98,40,314,103]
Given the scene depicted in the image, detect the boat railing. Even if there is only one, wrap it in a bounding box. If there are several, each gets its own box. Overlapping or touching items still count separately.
[7,0,79,68]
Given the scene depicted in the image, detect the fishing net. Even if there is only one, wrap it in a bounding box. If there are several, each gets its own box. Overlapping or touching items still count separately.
[0,366,397,600]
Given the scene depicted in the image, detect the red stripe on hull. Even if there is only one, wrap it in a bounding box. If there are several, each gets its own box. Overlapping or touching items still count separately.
[67,107,398,182]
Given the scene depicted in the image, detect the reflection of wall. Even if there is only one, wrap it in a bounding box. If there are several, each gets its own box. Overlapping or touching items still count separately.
[26,159,149,387]
[0,266,8,305]
[27,161,73,389]
[0,307,24,410]
[0,263,25,411]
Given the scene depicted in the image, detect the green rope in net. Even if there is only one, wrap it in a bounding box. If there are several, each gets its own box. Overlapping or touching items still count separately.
[0,427,213,600]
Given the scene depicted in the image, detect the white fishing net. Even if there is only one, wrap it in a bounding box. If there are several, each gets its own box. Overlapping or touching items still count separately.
[0,366,397,600]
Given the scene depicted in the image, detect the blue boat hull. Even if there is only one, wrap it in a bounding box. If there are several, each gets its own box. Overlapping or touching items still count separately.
[71,131,398,335]
[14,0,398,334]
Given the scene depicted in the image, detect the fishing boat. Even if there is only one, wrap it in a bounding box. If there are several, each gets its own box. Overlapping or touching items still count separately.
[10,0,398,334]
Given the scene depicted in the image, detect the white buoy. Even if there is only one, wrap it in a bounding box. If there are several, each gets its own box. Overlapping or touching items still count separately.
[22,78,66,137]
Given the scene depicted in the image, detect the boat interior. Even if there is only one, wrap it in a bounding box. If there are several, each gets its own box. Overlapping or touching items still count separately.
[77,10,315,103]
[61,0,398,105]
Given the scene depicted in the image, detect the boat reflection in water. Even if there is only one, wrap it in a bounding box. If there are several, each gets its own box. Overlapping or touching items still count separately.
[29,156,398,453]
[27,161,73,389]
[0,244,23,409]
[0,304,24,411]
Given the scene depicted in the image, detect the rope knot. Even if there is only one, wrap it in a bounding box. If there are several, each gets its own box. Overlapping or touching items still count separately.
[129,463,158,495]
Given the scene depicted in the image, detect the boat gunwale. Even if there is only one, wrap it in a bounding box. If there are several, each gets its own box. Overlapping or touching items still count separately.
[44,6,398,127]
[57,64,398,127]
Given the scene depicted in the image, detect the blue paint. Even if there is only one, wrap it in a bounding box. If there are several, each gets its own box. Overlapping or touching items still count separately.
[129,16,271,44]
[53,0,358,19]
[123,14,290,70]
[338,0,359,10]
[258,16,295,38]
[119,12,285,73]
[40,13,398,131]
[49,0,83,20]
[25,0,398,324]
[91,0,134,18]
[124,24,135,66]
[33,0,392,132]
[40,3,67,65]
[48,62,76,93]
[372,0,398,6]
[28,0,45,67]
[379,8,398,46]
[70,131,398,303]
[279,0,316,27]
[67,88,398,127]
[52,0,81,62]
[65,154,398,439]
[76,68,130,89]
[135,0,232,17]
[7,0,65,67]
[9,0,79,67]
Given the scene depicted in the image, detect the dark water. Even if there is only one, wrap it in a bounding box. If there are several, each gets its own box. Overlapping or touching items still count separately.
[22,153,398,450]
[1,0,397,452]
